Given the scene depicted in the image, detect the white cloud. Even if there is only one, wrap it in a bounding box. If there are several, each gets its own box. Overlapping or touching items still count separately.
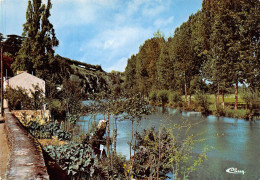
[51,0,119,28]
[154,16,174,27]
[78,26,153,72]
[142,5,165,17]
[105,57,128,72]
[84,26,150,50]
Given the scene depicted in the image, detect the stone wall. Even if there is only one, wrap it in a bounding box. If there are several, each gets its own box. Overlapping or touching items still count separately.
[4,108,49,179]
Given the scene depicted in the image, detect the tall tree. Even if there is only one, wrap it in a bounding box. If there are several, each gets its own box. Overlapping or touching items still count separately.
[12,0,58,77]
[157,41,175,90]
[125,55,137,91]
[136,37,164,95]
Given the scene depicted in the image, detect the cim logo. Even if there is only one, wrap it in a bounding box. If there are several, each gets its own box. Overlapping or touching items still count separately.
[226,167,245,175]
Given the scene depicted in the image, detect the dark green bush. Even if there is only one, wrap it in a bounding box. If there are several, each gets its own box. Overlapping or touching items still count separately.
[5,87,32,110]
[157,90,169,105]
[169,91,182,107]
[44,142,104,179]
[194,91,210,114]
[149,90,157,103]
[24,120,71,140]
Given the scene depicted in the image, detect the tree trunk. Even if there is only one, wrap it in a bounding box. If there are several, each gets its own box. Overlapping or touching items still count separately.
[130,120,133,160]
[113,117,117,154]
[214,93,217,109]
[106,114,110,158]
[217,82,220,104]
[188,94,191,108]
[235,82,238,110]
[185,78,187,107]
[157,130,161,180]
[222,91,225,109]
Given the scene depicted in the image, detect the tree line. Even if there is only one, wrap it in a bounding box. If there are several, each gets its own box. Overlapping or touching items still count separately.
[124,0,259,110]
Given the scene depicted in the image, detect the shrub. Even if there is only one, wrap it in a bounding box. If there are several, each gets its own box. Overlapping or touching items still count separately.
[194,91,210,114]
[213,103,225,117]
[133,124,211,179]
[44,142,104,179]
[22,118,71,140]
[149,90,157,103]
[169,91,182,107]
[241,88,260,111]
[5,87,32,110]
[157,90,169,105]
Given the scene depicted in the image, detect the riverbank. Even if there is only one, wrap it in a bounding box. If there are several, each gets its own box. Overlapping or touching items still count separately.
[151,102,259,121]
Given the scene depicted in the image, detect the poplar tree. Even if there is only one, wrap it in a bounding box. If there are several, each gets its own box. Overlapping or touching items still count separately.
[12,0,59,77]
[157,41,175,90]
[125,55,137,91]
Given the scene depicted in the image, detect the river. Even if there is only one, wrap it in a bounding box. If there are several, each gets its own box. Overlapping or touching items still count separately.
[78,107,260,180]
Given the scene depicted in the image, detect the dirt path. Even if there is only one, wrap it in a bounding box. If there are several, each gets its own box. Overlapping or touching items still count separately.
[0,119,9,179]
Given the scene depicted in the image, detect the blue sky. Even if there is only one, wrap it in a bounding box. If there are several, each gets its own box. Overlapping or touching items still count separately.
[0,0,202,72]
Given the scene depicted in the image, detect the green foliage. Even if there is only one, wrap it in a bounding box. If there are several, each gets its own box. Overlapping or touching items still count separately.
[213,104,254,120]
[213,103,225,117]
[101,153,127,179]
[124,0,259,115]
[194,91,210,115]
[30,84,45,110]
[22,119,71,140]
[44,142,105,179]
[169,91,183,107]
[241,87,260,111]
[5,86,44,110]
[149,90,157,103]
[1,34,23,58]
[12,0,59,75]
[157,90,169,105]
[4,87,32,110]
[62,79,83,116]
[133,124,211,179]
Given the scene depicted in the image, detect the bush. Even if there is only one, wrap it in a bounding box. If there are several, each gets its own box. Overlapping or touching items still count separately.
[241,88,260,111]
[224,108,252,119]
[157,90,169,105]
[149,91,157,103]
[169,91,182,107]
[213,103,225,117]
[44,142,104,179]
[5,86,45,110]
[194,91,210,114]
[22,119,71,140]
[5,87,32,110]
[213,105,253,119]
[133,125,211,179]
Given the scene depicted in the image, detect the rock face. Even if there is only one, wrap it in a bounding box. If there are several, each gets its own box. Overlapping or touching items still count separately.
[4,109,49,180]
[53,55,114,95]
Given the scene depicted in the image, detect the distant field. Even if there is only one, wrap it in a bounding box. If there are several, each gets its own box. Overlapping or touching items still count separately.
[208,94,245,104]
[182,94,245,104]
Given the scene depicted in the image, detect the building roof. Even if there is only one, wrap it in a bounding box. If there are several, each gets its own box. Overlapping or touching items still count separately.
[7,72,45,94]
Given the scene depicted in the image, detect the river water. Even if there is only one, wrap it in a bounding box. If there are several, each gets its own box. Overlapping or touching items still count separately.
[78,107,260,180]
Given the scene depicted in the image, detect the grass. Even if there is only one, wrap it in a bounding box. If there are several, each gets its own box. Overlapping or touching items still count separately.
[169,93,259,120]
[206,94,245,104]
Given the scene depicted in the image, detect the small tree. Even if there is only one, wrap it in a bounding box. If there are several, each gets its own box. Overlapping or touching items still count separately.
[194,91,210,115]
[5,87,32,110]
[30,84,45,110]
[157,90,169,106]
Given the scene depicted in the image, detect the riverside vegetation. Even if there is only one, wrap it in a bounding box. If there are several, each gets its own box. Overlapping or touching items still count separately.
[1,0,259,179]
[124,0,260,119]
